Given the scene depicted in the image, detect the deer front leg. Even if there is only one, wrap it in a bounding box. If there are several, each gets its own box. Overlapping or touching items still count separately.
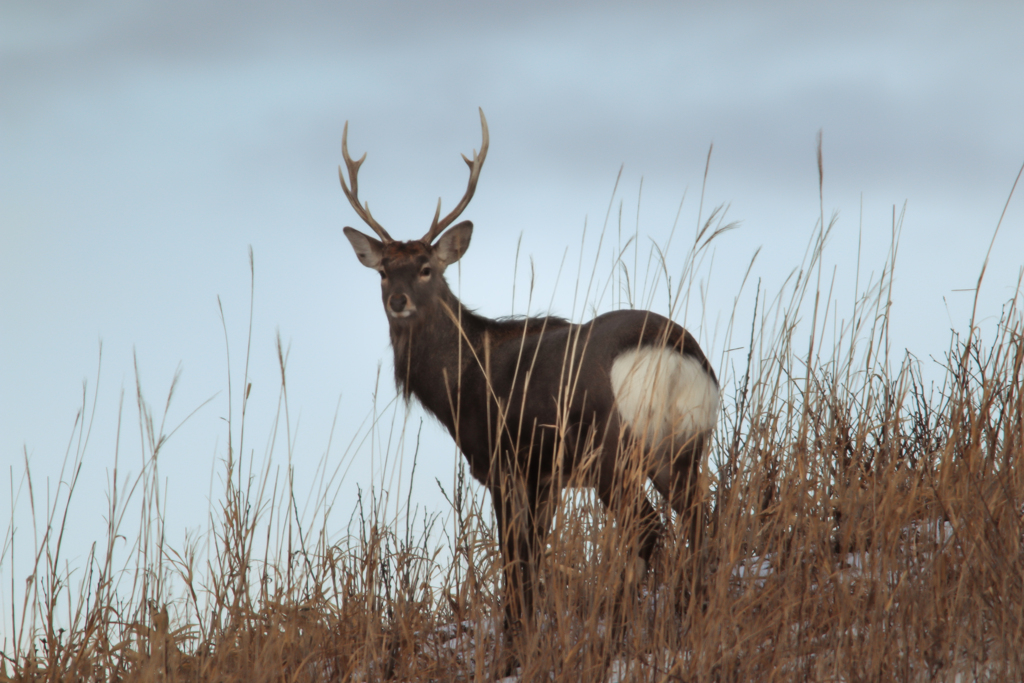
[491,480,526,631]
[490,479,529,676]
[490,469,552,674]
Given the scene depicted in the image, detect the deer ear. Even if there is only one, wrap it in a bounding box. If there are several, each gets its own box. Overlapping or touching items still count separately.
[433,221,473,268]
[343,226,384,269]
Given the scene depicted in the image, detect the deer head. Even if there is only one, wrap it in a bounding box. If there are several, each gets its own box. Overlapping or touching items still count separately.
[341,109,488,325]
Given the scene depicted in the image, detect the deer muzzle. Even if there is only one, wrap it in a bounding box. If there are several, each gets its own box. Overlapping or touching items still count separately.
[387,294,416,318]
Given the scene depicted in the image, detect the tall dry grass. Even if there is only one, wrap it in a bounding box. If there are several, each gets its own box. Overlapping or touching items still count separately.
[3,161,1023,682]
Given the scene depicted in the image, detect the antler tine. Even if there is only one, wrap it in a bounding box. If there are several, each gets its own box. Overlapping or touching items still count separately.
[421,108,489,244]
[339,121,393,242]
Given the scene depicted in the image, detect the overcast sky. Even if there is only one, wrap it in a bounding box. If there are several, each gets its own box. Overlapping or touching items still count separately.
[2,1,1023,640]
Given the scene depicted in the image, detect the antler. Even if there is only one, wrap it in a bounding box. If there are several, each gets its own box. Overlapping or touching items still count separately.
[339,122,393,242]
[421,108,489,244]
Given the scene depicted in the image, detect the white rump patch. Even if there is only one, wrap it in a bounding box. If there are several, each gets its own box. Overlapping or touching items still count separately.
[609,347,719,447]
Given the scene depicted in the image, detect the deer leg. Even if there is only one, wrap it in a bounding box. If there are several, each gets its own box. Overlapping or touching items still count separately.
[596,425,665,571]
[647,433,708,615]
[491,480,524,626]
[589,426,662,647]
[491,465,551,673]
[491,479,524,675]
[648,432,705,547]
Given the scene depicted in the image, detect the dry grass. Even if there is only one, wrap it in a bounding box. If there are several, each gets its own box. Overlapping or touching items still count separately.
[3,164,1023,682]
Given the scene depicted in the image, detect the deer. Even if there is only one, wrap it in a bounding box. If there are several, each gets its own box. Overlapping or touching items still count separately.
[340,109,719,652]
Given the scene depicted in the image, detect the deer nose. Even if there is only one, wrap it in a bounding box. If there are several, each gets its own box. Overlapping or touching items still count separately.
[388,294,408,313]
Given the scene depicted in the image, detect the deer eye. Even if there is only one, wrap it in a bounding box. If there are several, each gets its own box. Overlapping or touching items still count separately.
[379,270,387,281]
[419,266,432,279]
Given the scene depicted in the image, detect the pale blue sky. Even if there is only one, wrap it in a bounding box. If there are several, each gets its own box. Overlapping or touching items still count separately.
[2,1,1023,641]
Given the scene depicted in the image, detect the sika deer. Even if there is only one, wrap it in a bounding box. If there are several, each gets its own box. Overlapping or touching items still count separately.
[340,109,719,648]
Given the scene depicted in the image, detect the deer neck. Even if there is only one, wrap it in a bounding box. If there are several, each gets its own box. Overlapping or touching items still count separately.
[388,291,490,428]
